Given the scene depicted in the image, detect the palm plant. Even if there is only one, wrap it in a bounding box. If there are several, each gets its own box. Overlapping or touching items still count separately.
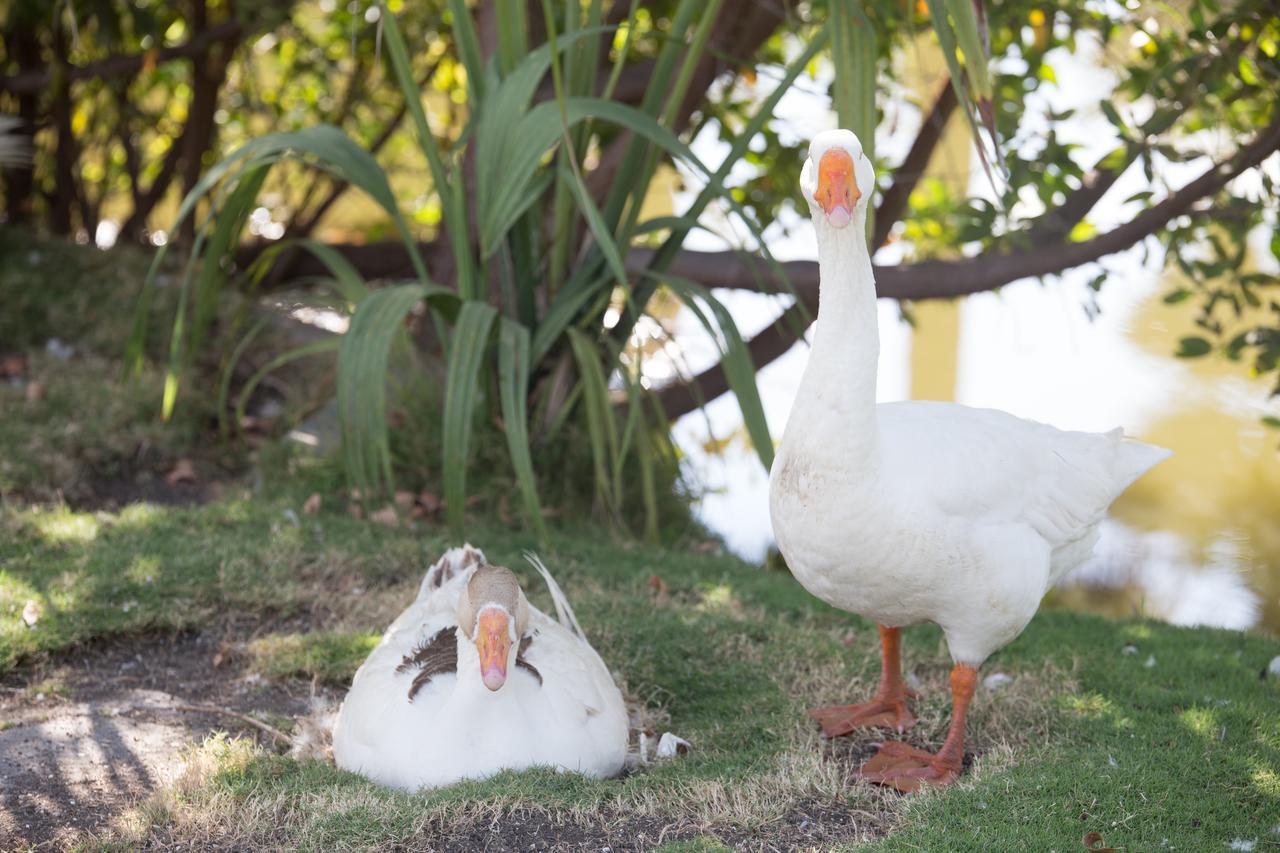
[128,0,996,543]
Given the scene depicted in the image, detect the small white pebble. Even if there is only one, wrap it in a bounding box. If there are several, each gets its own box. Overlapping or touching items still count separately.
[976,800,988,810]
[1121,643,1137,655]
[983,673,1013,691]
[45,338,74,360]
[282,508,300,527]
[1266,656,1280,679]
[1228,840,1256,852]
[655,732,691,759]
[1107,754,1118,767]
[1144,654,1156,668]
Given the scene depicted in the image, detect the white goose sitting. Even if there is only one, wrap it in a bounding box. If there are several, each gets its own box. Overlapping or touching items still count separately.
[769,129,1171,792]
[332,545,628,791]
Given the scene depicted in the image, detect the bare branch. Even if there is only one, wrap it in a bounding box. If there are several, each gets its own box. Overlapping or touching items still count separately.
[651,111,1280,418]
[0,21,243,96]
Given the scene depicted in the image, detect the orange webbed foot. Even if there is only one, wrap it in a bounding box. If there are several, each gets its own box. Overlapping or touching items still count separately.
[808,696,916,739]
[857,741,962,793]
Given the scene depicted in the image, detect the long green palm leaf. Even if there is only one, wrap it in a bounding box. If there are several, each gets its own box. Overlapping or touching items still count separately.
[442,301,499,534]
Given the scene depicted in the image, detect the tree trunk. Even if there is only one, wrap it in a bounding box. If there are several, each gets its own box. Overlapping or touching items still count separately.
[2,19,41,224]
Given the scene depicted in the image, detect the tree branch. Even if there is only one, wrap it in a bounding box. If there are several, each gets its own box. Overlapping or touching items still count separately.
[0,20,243,95]
[650,110,1280,419]
[872,76,957,249]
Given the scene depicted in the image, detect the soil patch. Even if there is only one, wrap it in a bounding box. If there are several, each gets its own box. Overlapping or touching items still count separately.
[0,629,329,849]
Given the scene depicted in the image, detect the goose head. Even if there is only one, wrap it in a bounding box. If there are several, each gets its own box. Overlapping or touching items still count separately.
[456,565,531,691]
[801,129,875,230]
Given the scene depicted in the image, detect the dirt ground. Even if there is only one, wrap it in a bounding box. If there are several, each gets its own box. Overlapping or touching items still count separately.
[0,630,326,849]
[0,628,897,851]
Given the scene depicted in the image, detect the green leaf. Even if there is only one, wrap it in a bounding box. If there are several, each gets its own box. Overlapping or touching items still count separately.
[129,122,428,395]
[160,163,270,420]
[497,319,547,541]
[1162,288,1192,305]
[829,0,878,185]
[338,284,434,498]
[656,273,774,471]
[1175,336,1212,358]
[380,4,473,295]
[559,164,628,286]
[1100,101,1127,134]
[446,0,487,101]
[442,301,499,535]
[567,327,619,515]
[235,338,341,431]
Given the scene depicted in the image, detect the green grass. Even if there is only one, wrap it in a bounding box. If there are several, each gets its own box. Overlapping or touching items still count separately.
[3,232,1277,849]
[2,493,1277,850]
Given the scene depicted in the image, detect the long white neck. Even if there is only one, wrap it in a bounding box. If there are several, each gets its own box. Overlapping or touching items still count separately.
[796,208,880,440]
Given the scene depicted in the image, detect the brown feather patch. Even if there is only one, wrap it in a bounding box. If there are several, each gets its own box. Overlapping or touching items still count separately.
[398,626,458,700]
[515,633,542,686]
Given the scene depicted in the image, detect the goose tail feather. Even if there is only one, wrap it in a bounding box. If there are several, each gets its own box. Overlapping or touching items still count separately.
[1110,429,1172,494]
[524,552,586,640]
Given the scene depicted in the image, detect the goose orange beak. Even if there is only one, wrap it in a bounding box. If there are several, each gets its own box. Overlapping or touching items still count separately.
[815,149,860,228]
[475,608,511,691]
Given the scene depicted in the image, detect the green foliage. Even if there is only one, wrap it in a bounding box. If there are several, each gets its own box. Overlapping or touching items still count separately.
[137,1,809,542]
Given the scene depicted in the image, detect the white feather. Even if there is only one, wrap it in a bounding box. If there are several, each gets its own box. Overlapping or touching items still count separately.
[771,129,1171,667]
[333,548,628,791]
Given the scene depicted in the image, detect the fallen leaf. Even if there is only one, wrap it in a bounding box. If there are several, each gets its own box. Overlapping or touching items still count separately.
[418,491,442,514]
[302,493,322,515]
[0,352,28,378]
[647,575,670,602]
[394,490,416,511]
[166,459,198,485]
[369,506,399,528]
[1082,831,1115,852]
[21,600,40,627]
[25,380,43,402]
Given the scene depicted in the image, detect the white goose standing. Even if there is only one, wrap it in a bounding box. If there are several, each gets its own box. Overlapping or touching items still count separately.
[332,545,628,791]
[769,129,1170,792]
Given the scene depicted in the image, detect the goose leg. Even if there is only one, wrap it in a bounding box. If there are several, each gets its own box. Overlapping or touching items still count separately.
[809,625,917,738]
[858,663,976,793]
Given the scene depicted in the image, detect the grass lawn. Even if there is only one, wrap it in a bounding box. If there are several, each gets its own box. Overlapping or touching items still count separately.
[2,491,1277,851]
[2,236,1276,850]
